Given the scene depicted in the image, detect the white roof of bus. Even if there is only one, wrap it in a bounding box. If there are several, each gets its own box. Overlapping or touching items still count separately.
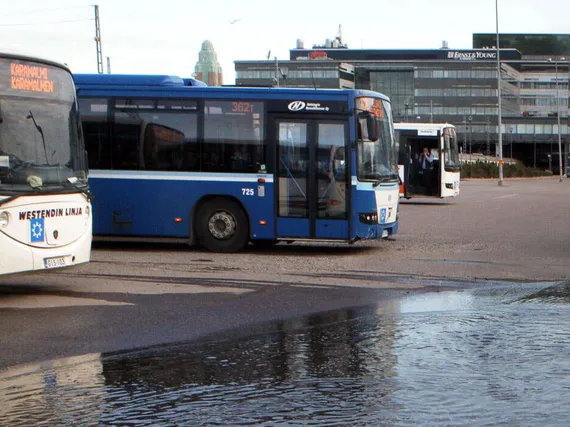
[393,122,455,129]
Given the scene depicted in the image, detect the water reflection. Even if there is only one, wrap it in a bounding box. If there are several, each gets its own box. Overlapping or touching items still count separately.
[0,354,105,426]
[1,282,570,426]
[98,305,402,426]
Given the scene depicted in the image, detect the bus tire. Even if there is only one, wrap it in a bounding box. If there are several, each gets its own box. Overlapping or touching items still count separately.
[196,198,249,253]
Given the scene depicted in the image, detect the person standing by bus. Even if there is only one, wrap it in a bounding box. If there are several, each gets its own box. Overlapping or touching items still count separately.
[418,147,434,193]
[419,147,434,170]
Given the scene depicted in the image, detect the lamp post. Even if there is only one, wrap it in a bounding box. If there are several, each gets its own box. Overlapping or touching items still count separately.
[508,127,513,163]
[280,66,288,88]
[495,0,504,185]
[274,57,279,87]
[549,56,566,182]
[468,115,472,157]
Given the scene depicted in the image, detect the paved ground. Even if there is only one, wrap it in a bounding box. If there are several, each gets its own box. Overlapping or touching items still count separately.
[1,177,569,369]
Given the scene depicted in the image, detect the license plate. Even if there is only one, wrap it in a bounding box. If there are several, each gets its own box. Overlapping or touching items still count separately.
[44,256,66,269]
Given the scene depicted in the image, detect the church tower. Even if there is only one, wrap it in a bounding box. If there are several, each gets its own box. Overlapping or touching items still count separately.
[193,40,223,86]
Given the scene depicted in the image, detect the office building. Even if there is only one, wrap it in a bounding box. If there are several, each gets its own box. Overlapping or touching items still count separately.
[234,34,569,171]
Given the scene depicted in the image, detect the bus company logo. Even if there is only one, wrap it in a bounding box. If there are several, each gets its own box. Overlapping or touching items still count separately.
[305,102,330,112]
[18,207,84,220]
[288,101,306,111]
[30,218,45,242]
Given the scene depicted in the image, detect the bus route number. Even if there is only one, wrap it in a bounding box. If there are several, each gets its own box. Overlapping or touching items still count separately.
[232,102,254,113]
[242,188,254,196]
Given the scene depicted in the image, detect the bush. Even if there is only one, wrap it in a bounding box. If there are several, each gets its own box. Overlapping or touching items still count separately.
[460,161,551,179]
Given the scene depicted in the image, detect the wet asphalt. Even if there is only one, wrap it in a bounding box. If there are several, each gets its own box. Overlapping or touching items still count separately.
[1,177,569,370]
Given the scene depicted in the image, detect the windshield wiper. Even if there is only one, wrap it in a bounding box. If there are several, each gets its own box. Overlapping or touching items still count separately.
[27,110,49,164]
[372,173,400,187]
[64,179,93,201]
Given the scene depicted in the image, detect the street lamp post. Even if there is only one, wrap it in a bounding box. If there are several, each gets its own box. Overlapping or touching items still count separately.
[551,57,566,182]
[509,127,513,163]
[280,66,288,88]
[467,116,473,160]
[495,0,504,185]
[274,57,279,87]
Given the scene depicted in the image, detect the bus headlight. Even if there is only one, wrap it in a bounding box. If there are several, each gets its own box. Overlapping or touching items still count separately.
[0,211,9,228]
[359,212,378,224]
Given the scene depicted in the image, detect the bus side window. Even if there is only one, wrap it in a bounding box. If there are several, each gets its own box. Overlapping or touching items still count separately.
[204,100,266,173]
[113,111,142,170]
[78,98,111,169]
[143,123,185,170]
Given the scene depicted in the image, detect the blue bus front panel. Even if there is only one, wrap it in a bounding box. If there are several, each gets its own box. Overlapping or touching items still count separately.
[351,180,399,240]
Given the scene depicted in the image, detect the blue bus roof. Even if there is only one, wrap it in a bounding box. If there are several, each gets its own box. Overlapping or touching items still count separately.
[73,74,206,87]
[73,74,391,103]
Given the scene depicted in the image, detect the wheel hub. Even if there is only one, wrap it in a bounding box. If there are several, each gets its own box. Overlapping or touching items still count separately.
[208,212,236,239]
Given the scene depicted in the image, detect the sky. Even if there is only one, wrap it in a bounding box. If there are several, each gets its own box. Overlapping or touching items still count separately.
[1,0,569,84]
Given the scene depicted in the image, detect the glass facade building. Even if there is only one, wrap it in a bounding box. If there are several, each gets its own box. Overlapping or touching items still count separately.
[234,35,569,171]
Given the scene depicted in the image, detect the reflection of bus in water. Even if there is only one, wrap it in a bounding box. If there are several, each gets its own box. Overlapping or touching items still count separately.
[0,53,92,275]
[74,73,400,252]
[394,123,460,199]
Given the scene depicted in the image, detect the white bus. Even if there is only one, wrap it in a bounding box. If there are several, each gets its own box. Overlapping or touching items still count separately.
[394,123,460,199]
[0,53,92,275]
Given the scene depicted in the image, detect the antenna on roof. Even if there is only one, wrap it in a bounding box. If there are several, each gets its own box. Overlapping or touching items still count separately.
[267,50,271,60]
[333,24,347,48]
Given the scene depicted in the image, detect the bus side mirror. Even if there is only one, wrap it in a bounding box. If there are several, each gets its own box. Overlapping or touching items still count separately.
[367,116,379,141]
[358,112,380,141]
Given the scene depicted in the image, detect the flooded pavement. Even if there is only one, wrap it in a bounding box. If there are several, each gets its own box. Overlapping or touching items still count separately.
[1,280,570,426]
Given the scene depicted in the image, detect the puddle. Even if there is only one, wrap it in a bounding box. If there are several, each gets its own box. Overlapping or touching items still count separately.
[1,281,569,426]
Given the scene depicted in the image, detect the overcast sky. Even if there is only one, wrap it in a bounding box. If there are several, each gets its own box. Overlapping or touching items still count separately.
[1,0,568,83]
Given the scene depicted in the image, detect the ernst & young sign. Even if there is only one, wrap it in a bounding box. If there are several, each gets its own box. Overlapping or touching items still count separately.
[447,51,498,60]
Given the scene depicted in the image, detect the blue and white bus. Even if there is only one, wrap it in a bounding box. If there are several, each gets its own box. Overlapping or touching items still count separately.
[74,74,399,252]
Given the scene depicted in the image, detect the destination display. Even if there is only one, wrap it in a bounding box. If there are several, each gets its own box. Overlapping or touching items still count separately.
[0,58,72,99]
[9,61,55,93]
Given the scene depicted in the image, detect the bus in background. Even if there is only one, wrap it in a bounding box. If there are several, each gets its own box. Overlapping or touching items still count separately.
[0,53,92,275]
[394,123,460,199]
[74,74,400,252]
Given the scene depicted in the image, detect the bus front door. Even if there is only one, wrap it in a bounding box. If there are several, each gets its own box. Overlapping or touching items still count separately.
[275,119,349,241]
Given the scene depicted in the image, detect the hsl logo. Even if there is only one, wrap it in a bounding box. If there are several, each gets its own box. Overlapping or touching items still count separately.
[288,101,306,111]
[30,218,45,242]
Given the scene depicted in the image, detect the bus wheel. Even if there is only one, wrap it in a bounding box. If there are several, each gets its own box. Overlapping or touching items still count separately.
[196,199,249,253]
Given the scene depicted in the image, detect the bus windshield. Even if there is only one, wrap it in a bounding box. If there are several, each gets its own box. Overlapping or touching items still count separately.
[355,97,398,182]
[0,58,87,194]
[443,127,460,171]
